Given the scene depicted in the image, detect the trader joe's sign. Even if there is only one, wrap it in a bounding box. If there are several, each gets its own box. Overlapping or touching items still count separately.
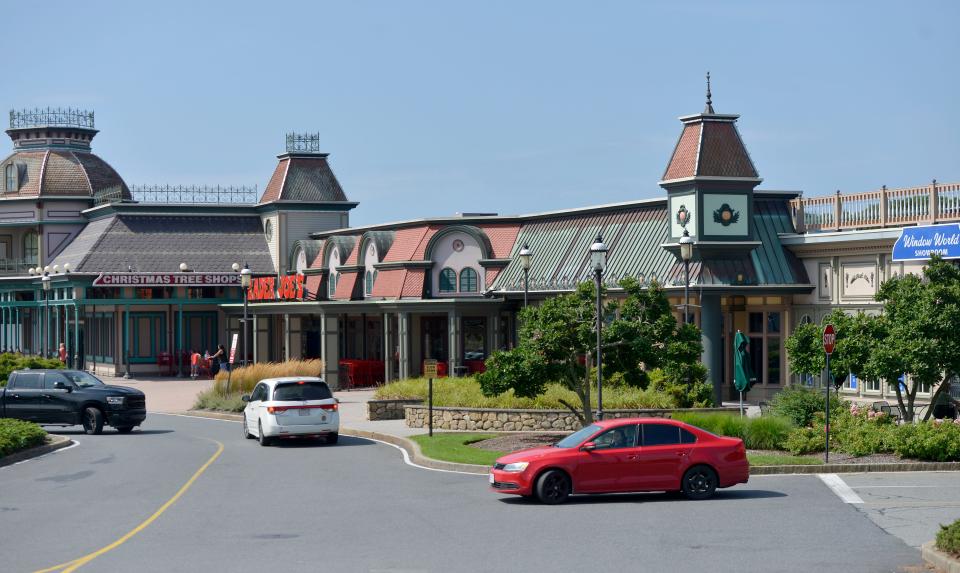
[249,274,305,301]
[93,273,241,286]
[892,223,960,261]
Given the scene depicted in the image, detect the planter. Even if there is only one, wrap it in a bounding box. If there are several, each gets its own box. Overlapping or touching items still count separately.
[403,405,741,432]
[368,399,424,420]
[923,541,960,573]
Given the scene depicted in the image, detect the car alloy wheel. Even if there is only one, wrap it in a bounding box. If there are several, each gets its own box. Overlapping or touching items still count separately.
[682,466,718,500]
[536,470,571,505]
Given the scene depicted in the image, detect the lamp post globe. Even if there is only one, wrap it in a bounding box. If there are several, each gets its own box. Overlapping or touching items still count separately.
[27,267,35,276]
[232,262,240,272]
[518,243,532,308]
[179,262,188,272]
[589,234,608,421]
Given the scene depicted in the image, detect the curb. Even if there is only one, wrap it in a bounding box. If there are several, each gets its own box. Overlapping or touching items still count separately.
[923,541,960,573]
[0,435,73,468]
[751,461,960,475]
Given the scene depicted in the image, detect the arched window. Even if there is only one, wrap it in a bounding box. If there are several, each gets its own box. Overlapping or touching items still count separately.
[365,270,373,295]
[328,273,337,298]
[4,164,14,192]
[459,268,478,293]
[439,268,457,293]
[23,232,38,264]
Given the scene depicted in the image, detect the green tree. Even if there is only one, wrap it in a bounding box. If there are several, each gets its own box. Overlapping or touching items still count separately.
[478,279,710,426]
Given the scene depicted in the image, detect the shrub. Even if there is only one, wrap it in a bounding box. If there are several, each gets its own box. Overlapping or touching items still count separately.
[649,367,714,408]
[0,353,64,386]
[193,391,247,412]
[770,386,845,427]
[0,419,47,457]
[937,519,960,557]
[672,412,746,439]
[375,376,677,410]
[894,420,960,462]
[831,403,897,456]
[212,359,323,395]
[785,426,825,455]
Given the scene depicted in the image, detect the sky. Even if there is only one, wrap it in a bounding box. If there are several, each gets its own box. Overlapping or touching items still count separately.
[3,0,958,227]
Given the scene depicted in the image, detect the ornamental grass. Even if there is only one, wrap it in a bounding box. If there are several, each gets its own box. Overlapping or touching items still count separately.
[211,359,324,395]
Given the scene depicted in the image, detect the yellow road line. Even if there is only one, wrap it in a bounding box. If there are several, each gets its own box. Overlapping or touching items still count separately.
[33,440,224,573]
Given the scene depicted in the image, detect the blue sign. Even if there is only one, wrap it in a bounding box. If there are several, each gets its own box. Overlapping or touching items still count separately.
[892,223,960,261]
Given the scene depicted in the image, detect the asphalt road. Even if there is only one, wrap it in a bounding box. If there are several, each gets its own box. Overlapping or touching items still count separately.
[0,414,946,573]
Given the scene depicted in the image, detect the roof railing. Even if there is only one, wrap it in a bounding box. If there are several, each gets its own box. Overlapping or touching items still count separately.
[286,132,321,153]
[93,185,259,206]
[790,181,960,232]
[9,107,95,129]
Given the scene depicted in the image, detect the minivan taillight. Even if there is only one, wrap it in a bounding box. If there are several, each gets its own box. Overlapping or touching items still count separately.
[267,406,288,414]
[319,403,338,411]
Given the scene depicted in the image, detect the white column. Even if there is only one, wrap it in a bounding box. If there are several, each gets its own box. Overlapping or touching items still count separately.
[398,312,410,380]
[448,309,460,377]
[321,313,340,388]
[284,314,291,362]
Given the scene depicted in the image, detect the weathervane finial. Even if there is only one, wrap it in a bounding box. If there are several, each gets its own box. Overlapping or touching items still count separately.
[705,71,714,114]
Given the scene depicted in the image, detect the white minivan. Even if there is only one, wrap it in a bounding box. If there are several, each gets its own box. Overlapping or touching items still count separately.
[241,377,339,446]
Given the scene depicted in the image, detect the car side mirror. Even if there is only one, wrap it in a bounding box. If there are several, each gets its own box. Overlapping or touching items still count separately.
[53,381,72,392]
[241,395,251,402]
[580,442,597,452]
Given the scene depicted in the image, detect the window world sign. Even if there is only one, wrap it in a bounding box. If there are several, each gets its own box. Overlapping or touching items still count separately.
[248,274,305,301]
[92,273,241,286]
[892,223,960,261]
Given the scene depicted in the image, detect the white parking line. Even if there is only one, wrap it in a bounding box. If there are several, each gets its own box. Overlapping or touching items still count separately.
[818,473,864,504]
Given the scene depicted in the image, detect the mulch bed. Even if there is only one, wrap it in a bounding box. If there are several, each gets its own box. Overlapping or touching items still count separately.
[472,434,921,464]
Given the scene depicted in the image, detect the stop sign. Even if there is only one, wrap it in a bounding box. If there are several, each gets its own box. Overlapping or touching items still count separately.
[823,324,836,355]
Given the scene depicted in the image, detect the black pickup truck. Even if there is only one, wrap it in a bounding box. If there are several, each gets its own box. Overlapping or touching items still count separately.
[0,370,146,434]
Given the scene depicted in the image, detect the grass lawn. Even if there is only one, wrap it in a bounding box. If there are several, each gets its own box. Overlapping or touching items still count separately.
[410,433,505,466]
[747,453,823,466]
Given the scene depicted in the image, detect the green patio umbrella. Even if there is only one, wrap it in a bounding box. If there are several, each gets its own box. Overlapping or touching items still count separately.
[733,330,757,417]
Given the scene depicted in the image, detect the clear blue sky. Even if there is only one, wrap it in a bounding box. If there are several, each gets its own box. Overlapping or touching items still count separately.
[4,0,957,226]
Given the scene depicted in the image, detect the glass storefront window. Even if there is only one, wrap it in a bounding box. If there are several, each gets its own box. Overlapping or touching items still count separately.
[767,312,780,333]
[462,317,486,361]
[748,312,764,333]
[767,336,780,384]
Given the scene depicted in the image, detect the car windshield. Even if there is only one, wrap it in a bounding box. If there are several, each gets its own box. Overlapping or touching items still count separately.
[61,371,105,388]
[554,424,601,448]
[272,381,332,402]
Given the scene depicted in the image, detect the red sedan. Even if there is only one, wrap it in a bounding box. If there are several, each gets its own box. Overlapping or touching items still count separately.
[489,417,749,504]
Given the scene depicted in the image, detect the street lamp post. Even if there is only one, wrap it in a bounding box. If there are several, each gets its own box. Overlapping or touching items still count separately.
[679,230,695,323]
[41,274,51,358]
[589,234,608,421]
[238,263,252,366]
[518,243,532,308]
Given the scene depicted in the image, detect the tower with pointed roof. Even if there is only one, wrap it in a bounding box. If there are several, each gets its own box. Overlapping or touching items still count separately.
[258,133,358,276]
[661,73,761,250]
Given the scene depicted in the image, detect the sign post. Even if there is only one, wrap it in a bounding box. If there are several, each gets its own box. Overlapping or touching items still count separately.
[424,359,438,437]
[225,333,239,394]
[822,324,836,463]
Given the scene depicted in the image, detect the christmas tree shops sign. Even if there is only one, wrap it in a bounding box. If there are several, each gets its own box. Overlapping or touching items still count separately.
[92,273,242,286]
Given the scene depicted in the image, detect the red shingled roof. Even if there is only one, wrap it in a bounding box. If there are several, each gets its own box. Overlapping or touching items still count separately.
[662,116,758,182]
[478,223,521,258]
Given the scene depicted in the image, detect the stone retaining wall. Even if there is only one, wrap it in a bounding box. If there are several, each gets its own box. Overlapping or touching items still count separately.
[368,399,424,420]
[403,405,741,432]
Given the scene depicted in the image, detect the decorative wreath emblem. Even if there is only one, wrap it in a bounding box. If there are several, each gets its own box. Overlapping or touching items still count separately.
[676,204,690,228]
[713,203,740,226]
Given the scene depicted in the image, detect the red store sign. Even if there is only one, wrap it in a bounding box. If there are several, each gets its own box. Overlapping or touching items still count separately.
[249,274,305,301]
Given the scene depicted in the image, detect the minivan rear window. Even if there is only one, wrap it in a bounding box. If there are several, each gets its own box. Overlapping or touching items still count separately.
[272,382,332,402]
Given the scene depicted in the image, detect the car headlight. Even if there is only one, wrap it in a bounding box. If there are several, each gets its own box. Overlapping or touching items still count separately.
[501,462,529,473]
[106,396,125,406]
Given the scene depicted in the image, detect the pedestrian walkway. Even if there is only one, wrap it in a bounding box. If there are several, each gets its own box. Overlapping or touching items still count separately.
[105,375,214,413]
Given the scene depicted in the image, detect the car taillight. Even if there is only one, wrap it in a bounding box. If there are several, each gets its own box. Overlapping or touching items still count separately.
[319,403,338,411]
[267,406,287,414]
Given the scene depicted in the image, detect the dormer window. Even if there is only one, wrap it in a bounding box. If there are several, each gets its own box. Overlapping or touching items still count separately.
[4,164,15,192]
[439,268,457,293]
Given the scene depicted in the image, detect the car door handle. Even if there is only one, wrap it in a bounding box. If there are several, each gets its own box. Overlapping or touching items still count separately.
[41,394,52,399]
[677,451,688,457]
[626,455,640,461]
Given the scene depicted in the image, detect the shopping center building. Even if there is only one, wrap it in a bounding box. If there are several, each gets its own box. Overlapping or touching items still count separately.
[0,94,954,404]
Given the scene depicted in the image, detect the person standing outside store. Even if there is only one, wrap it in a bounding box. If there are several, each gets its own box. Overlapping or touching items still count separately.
[58,342,67,364]
[211,344,228,375]
[190,349,200,379]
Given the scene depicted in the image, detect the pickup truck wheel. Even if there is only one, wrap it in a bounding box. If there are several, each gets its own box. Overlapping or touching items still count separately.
[82,407,104,435]
[115,426,134,434]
